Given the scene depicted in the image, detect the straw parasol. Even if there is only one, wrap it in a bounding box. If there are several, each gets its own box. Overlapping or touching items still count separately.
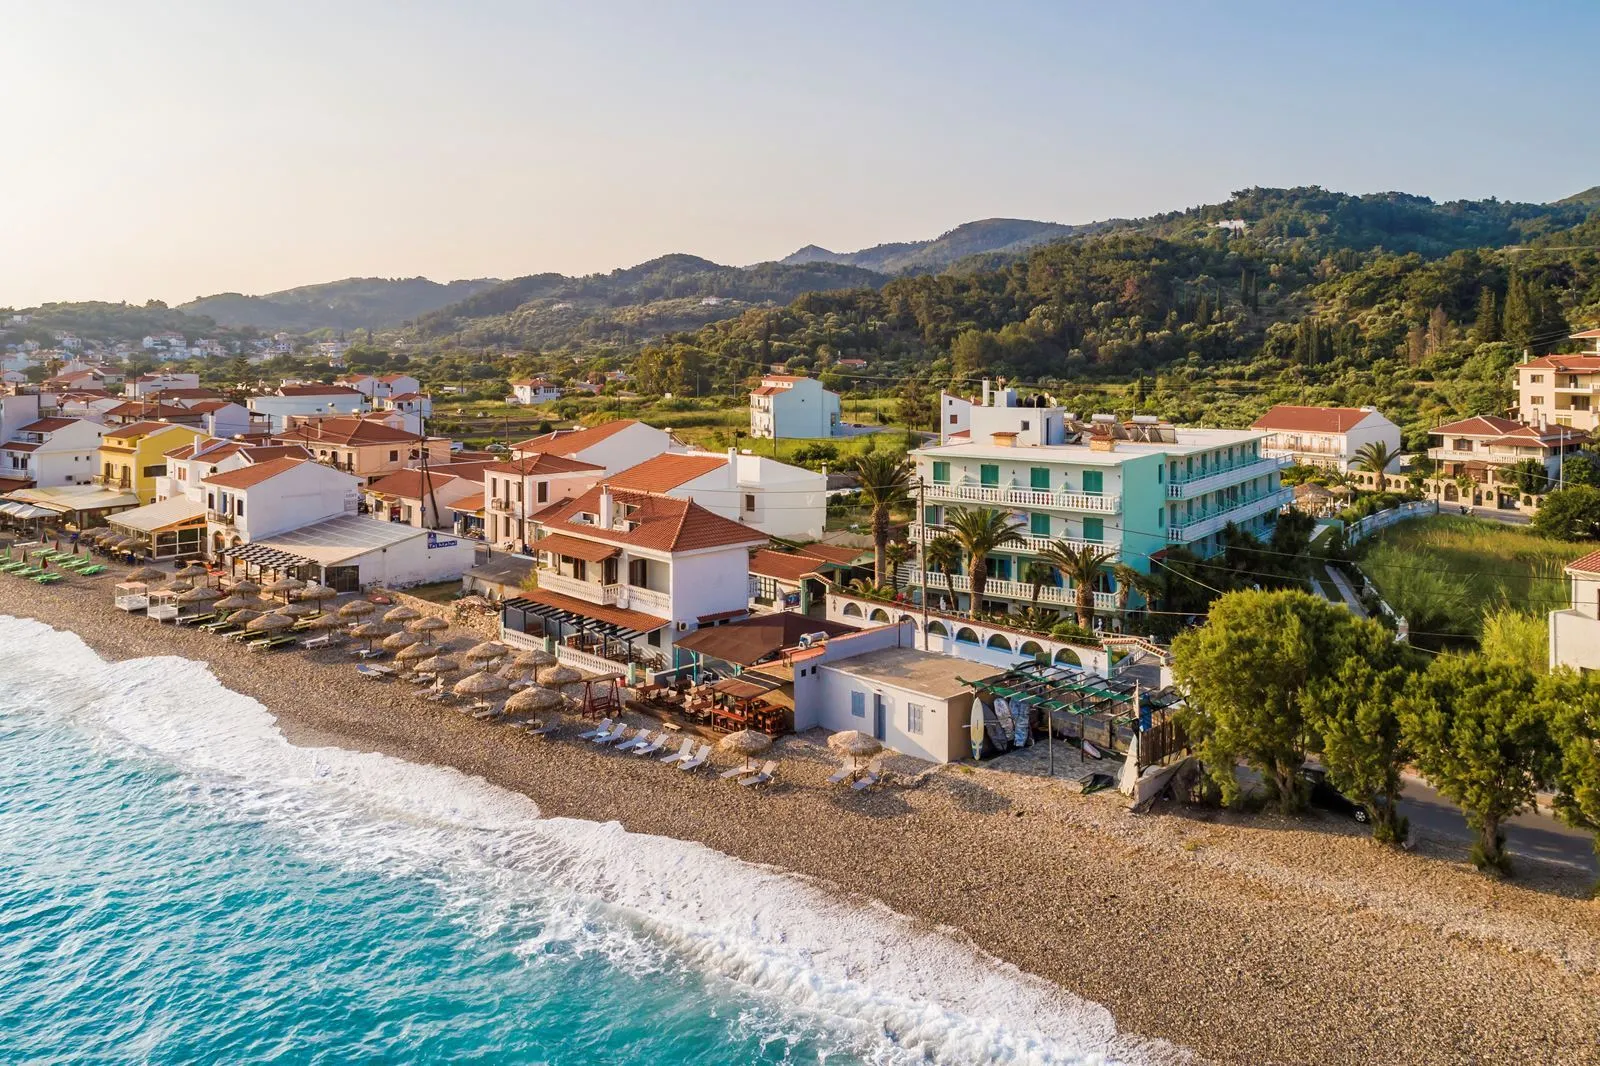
[303,610,344,628]
[536,663,582,687]
[504,685,562,716]
[464,641,509,667]
[246,611,295,632]
[453,670,509,699]
[228,579,262,597]
[228,607,264,626]
[262,576,304,602]
[124,565,167,583]
[395,640,436,665]
[407,615,449,642]
[177,585,222,605]
[296,582,336,602]
[383,604,421,624]
[416,654,459,677]
[513,648,557,671]
[382,630,421,652]
[828,730,883,767]
[212,593,258,611]
[338,599,377,620]
[718,729,773,757]
[177,561,209,579]
[280,601,318,619]
[348,620,393,650]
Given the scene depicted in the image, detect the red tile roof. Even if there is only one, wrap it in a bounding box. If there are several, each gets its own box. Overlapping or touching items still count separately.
[274,417,421,447]
[1567,548,1600,575]
[534,532,621,562]
[1568,329,1600,340]
[789,542,866,565]
[1432,415,1527,437]
[514,587,668,633]
[150,388,222,400]
[365,467,469,500]
[539,486,766,554]
[278,384,364,397]
[450,492,484,513]
[18,417,78,434]
[104,420,191,440]
[748,549,828,583]
[483,453,604,477]
[1251,405,1377,433]
[604,453,727,493]
[2,441,40,452]
[1520,354,1600,371]
[761,375,807,383]
[751,385,783,396]
[510,419,642,456]
[201,456,310,490]
[105,401,194,420]
[241,444,311,463]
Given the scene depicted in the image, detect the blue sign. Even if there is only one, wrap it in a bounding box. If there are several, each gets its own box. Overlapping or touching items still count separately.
[426,532,458,549]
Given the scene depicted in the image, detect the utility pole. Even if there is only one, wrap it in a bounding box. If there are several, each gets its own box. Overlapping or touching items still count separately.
[917,478,929,650]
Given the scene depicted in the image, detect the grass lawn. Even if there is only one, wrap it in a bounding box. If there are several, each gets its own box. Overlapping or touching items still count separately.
[1356,514,1588,645]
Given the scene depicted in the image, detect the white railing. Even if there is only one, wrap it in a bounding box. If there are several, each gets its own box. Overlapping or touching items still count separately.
[555,643,624,676]
[1167,488,1294,542]
[1166,456,1289,499]
[925,480,1120,513]
[909,523,1116,561]
[902,569,1117,610]
[536,570,619,605]
[1428,448,1480,463]
[206,511,235,525]
[615,583,671,615]
[488,497,516,513]
[1347,499,1438,546]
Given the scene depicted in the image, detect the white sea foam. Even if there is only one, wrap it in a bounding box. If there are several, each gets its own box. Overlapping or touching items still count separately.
[0,615,1184,1066]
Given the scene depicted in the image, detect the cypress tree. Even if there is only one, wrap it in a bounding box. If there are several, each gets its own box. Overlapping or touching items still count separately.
[1502,269,1532,349]
[1474,286,1500,342]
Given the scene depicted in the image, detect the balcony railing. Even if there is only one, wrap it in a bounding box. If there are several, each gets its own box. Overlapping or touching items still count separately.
[908,522,1116,561]
[1167,487,1293,542]
[94,474,132,490]
[901,568,1117,610]
[615,583,671,615]
[537,570,620,605]
[206,511,235,526]
[925,480,1120,513]
[1166,455,1289,499]
[488,497,516,513]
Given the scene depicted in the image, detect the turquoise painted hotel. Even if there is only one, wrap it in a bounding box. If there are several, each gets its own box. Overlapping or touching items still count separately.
[906,382,1292,617]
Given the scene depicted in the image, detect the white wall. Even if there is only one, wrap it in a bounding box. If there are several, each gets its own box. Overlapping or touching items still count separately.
[247,394,367,431]
[768,379,837,439]
[790,622,914,731]
[1342,415,1403,470]
[202,404,255,438]
[351,533,477,587]
[667,546,760,625]
[939,392,972,443]
[575,422,673,475]
[208,464,360,543]
[30,421,104,487]
[674,453,826,540]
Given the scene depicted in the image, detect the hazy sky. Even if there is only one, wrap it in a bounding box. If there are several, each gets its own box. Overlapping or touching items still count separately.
[2,1,1595,307]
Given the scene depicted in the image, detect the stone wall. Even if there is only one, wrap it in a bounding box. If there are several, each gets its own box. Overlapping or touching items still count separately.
[383,588,500,640]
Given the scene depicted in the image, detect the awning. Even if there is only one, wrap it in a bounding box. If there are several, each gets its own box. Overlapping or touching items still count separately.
[503,588,667,641]
[534,533,619,563]
[0,502,52,519]
[710,676,778,701]
[220,542,315,573]
[3,486,139,514]
[107,496,206,534]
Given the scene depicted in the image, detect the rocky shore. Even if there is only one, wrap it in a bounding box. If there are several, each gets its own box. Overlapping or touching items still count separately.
[5,567,1599,1066]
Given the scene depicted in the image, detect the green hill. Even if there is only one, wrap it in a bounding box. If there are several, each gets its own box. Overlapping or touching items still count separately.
[780,217,1097,273]
[180,276,500,332]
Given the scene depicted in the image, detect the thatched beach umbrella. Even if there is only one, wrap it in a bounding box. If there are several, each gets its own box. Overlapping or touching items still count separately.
[228,578,262,597]
[536,663,582,687]
[828,729,883,769]
[395,641,436,666]
[382,630,421,653]
[246,611,295,632]
[383,604,421,625]
[178,560,209,578]
[177,585,222,605]
[338,599,376,620]
[262,576,304,603]
[504,685,561,717]
[407,615,449,642]
[464,641,509,667]
[453,670,508,700]
[718,729,773,757]
[297,582,336,601]
[303,611,344,630]
[416,654,459,677]
[348,620,392,651]
[228,608,264,627]
[280,601,318,619]
[124,565,167,584]
[212,593,257,612]
[513,648,557,672]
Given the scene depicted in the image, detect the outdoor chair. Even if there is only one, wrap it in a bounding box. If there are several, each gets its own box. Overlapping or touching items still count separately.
[827,763,854,786]
[577,718,614,741]
[514,718,557,738]
[659,739,695,765]
[616,729,656,753]
[634,732,670,756]
[719,759,758,780]
[739,761,778,788]
[356,663,393,680]
[250,634,299,652]
[851,759,886,792]
[678,744,711,772]
[33,573,63,585]
[590,722,628,745]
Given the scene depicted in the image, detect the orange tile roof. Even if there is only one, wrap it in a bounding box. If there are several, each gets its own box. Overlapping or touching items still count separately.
[603,453,727,493]
[483,453,604,477]
[278,384,364,397]
[513,587,668,633]
[365,467,469,500]
[18,417,78,433]
[104,420,190,440]
[748,549,828,583]
[450,491,485,513]
[1432,415,1526,437]
[762,374,807,383]
[1521,354,1600,371]
[534,532,621,562]
[274,417,421,447]
[510,419,641,456]
[201,456,309,489]
[1251,405,1377,433]
[1567,329,1600,340]
[539,486,766,554]
[789,542,866,565]
[1566,548,1600,575]
[105,402,194,420]
[241,444,311,462]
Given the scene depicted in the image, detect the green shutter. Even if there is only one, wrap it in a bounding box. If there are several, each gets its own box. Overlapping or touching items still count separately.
[931,461,949,484]
[1082,470,1103,495]
[980,464,999,487]
[1030,466,1050,490]
[1030,512,1050,536]
[923,505,940,525]
[1084,517,1104,542]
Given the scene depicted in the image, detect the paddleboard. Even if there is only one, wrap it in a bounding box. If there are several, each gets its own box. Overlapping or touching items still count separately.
[969,701,985,761]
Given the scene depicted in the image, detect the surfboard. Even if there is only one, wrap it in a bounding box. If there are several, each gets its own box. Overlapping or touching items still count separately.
[969,701,985,762]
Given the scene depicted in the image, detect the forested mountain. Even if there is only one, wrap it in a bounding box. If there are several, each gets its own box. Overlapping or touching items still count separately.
[403,255,885,349]
[630,186,1600,447]
[4,301,226,343]
[780,218,1093,274]
[180,277,500,332]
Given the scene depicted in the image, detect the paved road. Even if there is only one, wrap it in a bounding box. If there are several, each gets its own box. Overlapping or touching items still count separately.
[1396,776,1597,876]
[1322,564,1368,617]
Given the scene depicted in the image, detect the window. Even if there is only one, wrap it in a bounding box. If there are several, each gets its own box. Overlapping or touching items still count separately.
[647,629,661,647]
[389,450,399,461]
[1082,470,1104,495]
[850,690,866,718]
[1531,373,1545,383]
[536,480,548,503]
[923,505,940,526]
[235,500,245,518]
[629,558,648,587]
[1157,509,1164,527]
[907,703,925,735]
[1084,517,1104,542]
[1020,420,1030,431]
[141,464,165,478]
[1030,467,1050,490]
[979,464,999,488]
[744,493,756,512]
[1030,512,1050,536]
[1530,396,1545,406]
[931,461,950,484]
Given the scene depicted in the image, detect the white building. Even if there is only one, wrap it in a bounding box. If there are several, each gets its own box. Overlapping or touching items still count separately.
[128,372,200,398]
[0,417,104,490]
[338,372,422,400]
[1517,343,1600,432]
[1550,549,1600,676]
[366,464,493,530]
[749,374,842,439]
[510,379,563,404]
[1250,405,1402,474]
[604,448,827,540]
[1426,415,1588,510]
[200,456,362,558]
[500,484,767,676]
[247,385,368,431]
[482,452,603,550]
[224,514,477,592]
[509,419,674,476]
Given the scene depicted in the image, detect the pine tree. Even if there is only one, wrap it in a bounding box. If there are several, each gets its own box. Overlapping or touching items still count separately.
[1474,286,1500,342]
[1502,269,1532,349]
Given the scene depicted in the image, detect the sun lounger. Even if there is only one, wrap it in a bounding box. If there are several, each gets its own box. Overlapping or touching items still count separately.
[300,633,334,650]
[470,704,500,721]
[678,744,711,772]
[827,763,854,785]
[720,759,757,780]
[250,633,299,652]
[739,761,778,788]
[75,564,106,576]
[33,573,64,584]
[176,613,217,627]
[659,739,695,765]
[356,663,394,680]
[616,729,656,752]
[424,688,456,703]
[198,617,232,632]
[634,732,670,756]
[577,717,614,741]
[591,722,628,745]
[851,759,885,792]
[354,648,385,661]
[513,718,557,737]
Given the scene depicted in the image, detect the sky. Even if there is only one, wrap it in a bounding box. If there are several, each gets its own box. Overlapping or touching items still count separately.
[1,0,1595,308]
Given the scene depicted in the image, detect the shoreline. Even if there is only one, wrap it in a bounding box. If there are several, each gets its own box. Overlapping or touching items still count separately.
[7,571,1600,1066]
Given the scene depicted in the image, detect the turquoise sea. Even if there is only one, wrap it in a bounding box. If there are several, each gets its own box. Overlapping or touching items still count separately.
[0,615,1157,1065]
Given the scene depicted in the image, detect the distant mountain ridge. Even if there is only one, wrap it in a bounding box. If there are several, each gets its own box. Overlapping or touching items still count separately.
[180,276,501,332]
[779,217,1101,273]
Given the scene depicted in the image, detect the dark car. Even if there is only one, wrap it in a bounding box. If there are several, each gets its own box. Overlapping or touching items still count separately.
[1299,766,1371,824]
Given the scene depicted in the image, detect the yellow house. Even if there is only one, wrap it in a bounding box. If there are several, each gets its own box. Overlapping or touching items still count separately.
[96,421,207,504]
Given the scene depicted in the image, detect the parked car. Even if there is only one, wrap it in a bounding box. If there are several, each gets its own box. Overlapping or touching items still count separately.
[1299,765,1372,824]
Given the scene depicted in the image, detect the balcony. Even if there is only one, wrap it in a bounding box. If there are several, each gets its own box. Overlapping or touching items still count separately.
[537,569,620,605]
[1166,455,1289,499]
[206,510,236,526]
[615,583,671,615]
[94,474,132,490]
[909,522,1116,561]
[488,497,516,514]
[1167,487,1294,542]
[1428,448,1481,463]
[902,568,1118,611]
[925,479,1120,513]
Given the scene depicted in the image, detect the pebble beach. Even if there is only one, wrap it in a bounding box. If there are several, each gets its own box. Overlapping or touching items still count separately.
[5,567,1600,1066]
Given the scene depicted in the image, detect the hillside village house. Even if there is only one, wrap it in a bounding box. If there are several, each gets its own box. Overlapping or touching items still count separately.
[511,379,563,404]
[500,485,767,677]
[0,417,104,491]
[1426,415,1588,510]
[379,391,432,434]
[273,416,448,486]
[1517,338,1600,432]
[247,384,367,430]
[1251,405,1402,479]
[909,382,1290,620]
[508,419,674,476]
[749,374,842,439]
[201,456,362,557]
[96,421,208,503]
[603,449,828,540]
[483,453,604,550]
[365,462,495,529]
[128,372,200,398]
[1550,548,1600,676]
[339,372,421,400]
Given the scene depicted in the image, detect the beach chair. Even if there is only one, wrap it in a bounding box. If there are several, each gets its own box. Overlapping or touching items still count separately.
[719,759,758,780]
[250,633,298,652]
[659,738,695,765]
[827,762,855,786]
[355,648,385,661]
[590,721,628,745]
[739,761,778,788]
[33,572,64,585]
[616,729,656,753]
[300,633,333,650]
[513,718,557,738]
[634,732,670,757]
[75,564,106,576]
[678,744,711,773]
[356,663,393,680]
[470,704,500,721]
[577,717,614,741]
[851,758,885,792]
[425,688,456,704]
[12,567,44,579]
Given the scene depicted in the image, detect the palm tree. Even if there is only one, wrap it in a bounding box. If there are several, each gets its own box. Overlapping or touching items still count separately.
[1111,562,1160,624]
[1043,541,1117,631]
[1354,440,1400,493]
[883,541,912,593]
[944,506,1024,613]
[923,534,962,610]
[851,451,914,587]
[1024,558,1057,613]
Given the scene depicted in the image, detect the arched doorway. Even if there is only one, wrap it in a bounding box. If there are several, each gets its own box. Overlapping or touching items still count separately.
[985,633,1012,651]
[843,602,863,618]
